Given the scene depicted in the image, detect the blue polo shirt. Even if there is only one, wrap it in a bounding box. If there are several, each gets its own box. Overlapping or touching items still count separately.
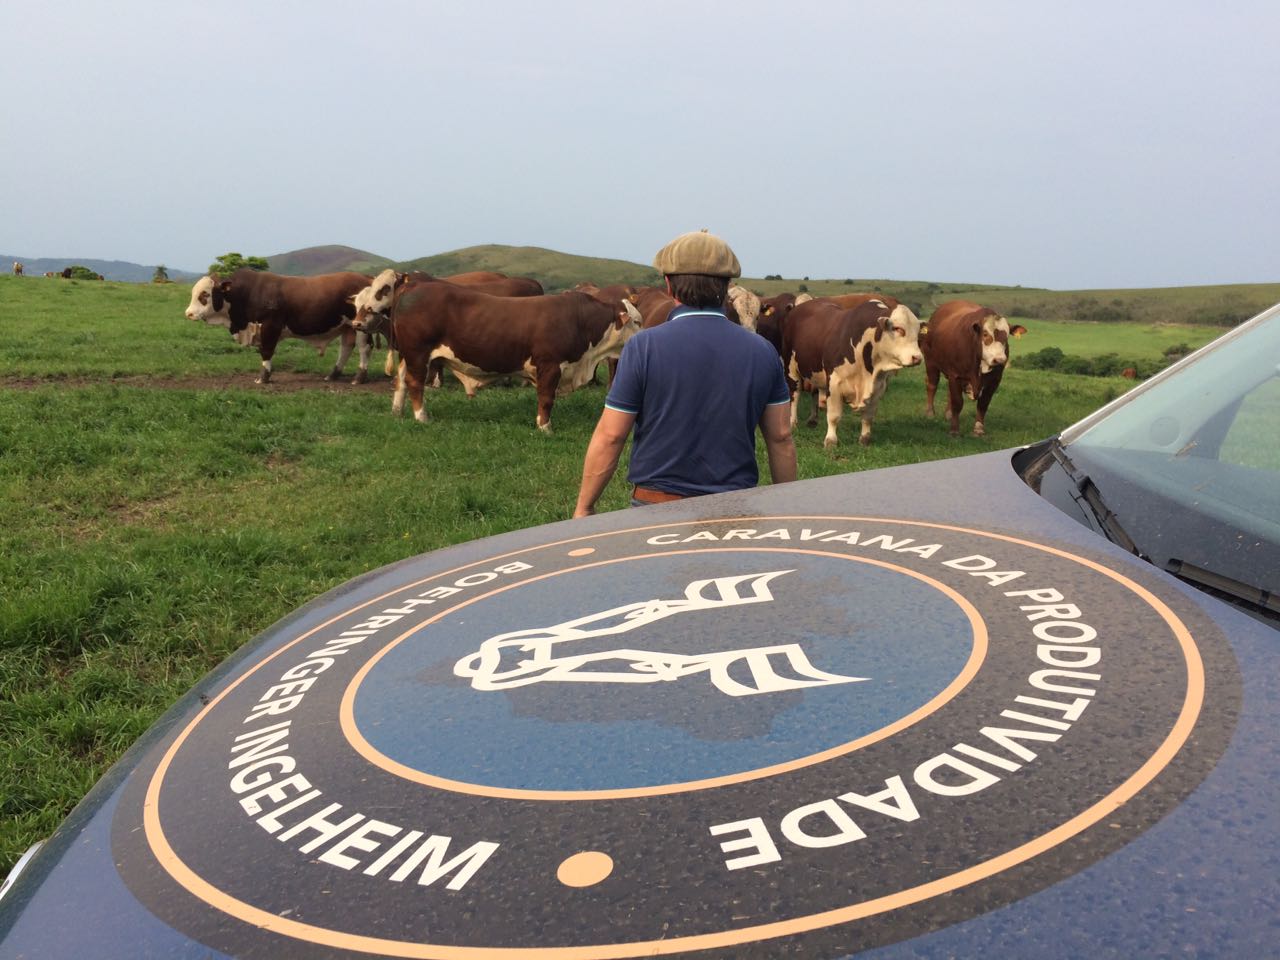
[605,306,791,496]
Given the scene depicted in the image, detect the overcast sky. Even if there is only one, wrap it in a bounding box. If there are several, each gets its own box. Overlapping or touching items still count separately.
[2,0,1277,289]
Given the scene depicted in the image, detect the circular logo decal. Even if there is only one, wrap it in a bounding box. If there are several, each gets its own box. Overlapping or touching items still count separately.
[113,516,1239,958]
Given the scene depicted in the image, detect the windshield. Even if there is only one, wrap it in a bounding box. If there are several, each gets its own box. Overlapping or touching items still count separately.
[1028,303,1280,616]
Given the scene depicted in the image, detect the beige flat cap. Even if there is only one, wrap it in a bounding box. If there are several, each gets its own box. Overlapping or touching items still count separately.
[652,229,741,278]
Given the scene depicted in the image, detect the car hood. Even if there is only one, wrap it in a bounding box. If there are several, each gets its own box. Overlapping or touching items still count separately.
[1,450,1275,959]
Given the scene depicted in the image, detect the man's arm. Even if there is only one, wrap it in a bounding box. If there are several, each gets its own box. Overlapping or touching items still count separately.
[759,403,797,485]
[574,407,637,517]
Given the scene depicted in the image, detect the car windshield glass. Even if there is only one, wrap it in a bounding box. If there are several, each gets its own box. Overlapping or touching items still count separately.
[1058,304,1280,604]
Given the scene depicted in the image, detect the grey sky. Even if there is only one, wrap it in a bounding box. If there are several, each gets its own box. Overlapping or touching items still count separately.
[2,0,1277,289]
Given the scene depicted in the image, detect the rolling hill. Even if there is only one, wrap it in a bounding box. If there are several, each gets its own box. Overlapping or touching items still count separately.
[266,244,394,277]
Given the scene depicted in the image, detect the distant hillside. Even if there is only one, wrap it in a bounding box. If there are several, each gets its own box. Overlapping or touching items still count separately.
[398,245,662,292]
[2,255,201,283]
[169,242,1280,327]
[266,244,394,277]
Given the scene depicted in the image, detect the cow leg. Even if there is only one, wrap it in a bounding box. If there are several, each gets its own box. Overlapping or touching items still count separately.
[810,387,825,427]
[946,376,965,436]
[427,357,445,390]
[383,349,397,379]
[350,331,371,384]
[326,328,357,382]
[823,381,844,448]
[256,327,283,384]
[924,362,940,417]
[535,364,561,433]
[973,371,1002,437]
[391,359,407,415]
[859,375,890,446]
[789,388,800,430]
[399,353,430,422]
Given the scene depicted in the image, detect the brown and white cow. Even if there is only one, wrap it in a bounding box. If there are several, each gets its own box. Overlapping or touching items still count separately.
[354,268,547,386]
[921,300,1027,437]
[357,282,641,432]
[11,262,22,276]
[726,285,760,333]
[351,268,545,337]
[755,294,796,357]
[782,297,924,447]
[184,270,374,384]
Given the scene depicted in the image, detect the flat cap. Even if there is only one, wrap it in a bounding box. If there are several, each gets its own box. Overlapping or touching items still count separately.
[652,229,741,278]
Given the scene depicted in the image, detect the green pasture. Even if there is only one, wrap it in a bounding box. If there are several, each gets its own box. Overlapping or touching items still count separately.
[1009,317,1222,359]
[0,273,1241,876]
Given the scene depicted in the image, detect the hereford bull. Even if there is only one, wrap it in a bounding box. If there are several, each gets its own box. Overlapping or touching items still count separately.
[352,268,545,338]
[921,299,1027,437]
[727,285,760,332]
[11,262,22,276]
[354,268,548,386]
[782,298,923,447]
[358,283,641,432]
[755,294,795,356]
[184,270,374,384]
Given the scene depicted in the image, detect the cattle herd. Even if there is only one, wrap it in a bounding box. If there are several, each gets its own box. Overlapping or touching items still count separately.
[183,266,1027,443]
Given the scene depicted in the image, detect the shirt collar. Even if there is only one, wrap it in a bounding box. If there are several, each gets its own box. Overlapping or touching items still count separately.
[668,304,728,321]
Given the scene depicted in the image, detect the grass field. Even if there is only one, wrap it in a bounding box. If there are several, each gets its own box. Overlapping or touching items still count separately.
[0,274,1249,876]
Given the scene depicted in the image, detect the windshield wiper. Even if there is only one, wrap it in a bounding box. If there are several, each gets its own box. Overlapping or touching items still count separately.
[1047,439,1146,559]
[1165,558,1280,621]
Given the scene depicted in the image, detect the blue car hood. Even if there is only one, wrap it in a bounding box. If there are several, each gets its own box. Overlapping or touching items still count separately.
[1,451,1275,959]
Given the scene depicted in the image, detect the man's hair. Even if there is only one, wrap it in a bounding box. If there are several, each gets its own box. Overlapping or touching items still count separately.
[667,274,730,309]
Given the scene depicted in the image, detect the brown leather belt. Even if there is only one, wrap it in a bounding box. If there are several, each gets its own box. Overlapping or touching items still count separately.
[632,486,687,504]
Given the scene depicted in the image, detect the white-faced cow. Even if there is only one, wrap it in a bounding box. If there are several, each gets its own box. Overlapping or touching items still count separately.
[782,297,923,447]
[921,299,1027,437]
[185,270,375,384]
[727,285,761,333]
[353,268,547,386]
[11,261,23,276]
[356,281,641,432]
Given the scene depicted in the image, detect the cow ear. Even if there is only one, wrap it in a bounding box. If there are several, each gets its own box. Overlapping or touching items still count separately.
[1010,324,1028,337]
[918,322,929,339]
[763,305,774,316]
[394,273,409,290]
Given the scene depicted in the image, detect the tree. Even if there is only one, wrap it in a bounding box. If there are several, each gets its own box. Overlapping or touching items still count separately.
[152,264,170,283]
[67,265,99,281]
[209,252,269,278]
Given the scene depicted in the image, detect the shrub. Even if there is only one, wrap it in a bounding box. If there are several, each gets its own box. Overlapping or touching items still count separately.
[797,283,809,293]
[1022,346,1064,369]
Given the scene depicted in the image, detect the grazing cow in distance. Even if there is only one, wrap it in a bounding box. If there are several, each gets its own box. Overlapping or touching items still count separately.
[921,300,1027,437]
[11,262,22,276]
[184,270,375,384]
[60,267,72,279]
[782,297,924,447]
[358,282,641,432]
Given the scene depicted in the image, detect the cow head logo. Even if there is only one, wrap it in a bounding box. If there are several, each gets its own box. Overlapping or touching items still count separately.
[454,570,865,698]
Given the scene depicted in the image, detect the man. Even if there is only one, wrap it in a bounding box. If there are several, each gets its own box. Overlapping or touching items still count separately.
[573,229,797,517]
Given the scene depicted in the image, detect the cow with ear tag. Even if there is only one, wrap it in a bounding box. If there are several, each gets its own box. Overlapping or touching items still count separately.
[921,300,1028,437]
